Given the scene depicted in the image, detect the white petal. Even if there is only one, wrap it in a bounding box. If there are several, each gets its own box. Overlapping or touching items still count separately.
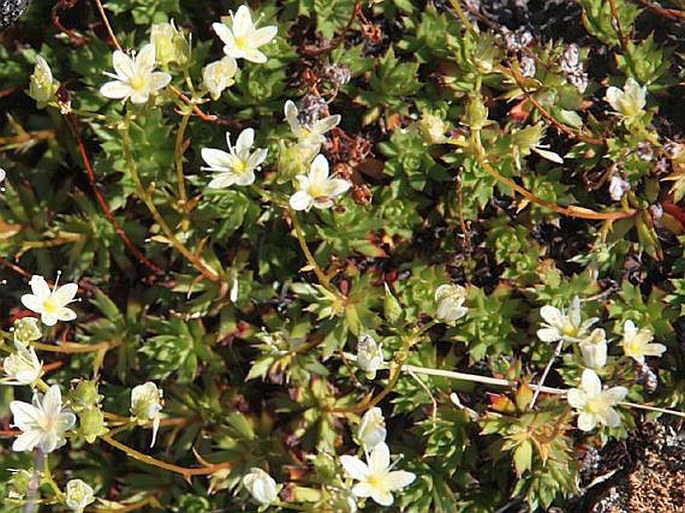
[577,412,597,432]
[56,307,77,322]
[370,489,394,506]
[580,369,602,396]
[42,385,63,415]
[531,147,564,164]
[21,295,44,314]
[247,148,268,169]
[603,386,628,404]
[312,114,341,135]
[539,305,563,327]
[232,5,253,39]
[566,389,586,409]
[242,50,267,64]
[202,148,232,169]
[41,312,59,326]
[643,343,667,357]
[340,455,370,481]
[602,407,621,428]
[309,154,330,182]
[351,482,374,498]
[289,191,312,211]
[10,401,42,429]
[212,22,234,46]
[52,283,78,306]
[368,443,390,474]
[208,173,237,189]
[284,101,301,135]
[385,470,416,490]
[100,80,132,100]
[148,72,172,91]
[235,128,255,155]
[536,327,561,342]
[234,170,256,186]
[251,25,278,47]
[12,429,43,452]
[136,44,156,71]
[112,51,135,79]
[29,275,51,299]
[326,178,351,198]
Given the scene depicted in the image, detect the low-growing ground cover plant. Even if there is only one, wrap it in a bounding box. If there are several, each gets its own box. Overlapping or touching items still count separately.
[0,0,683,511]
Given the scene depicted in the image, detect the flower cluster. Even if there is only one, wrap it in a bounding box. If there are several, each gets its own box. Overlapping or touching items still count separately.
[535,298,668,432]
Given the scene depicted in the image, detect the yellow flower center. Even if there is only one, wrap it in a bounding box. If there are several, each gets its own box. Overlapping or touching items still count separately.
[561,322,577,337]
[129,75,147,92]
[39,414,56,431]
[585,397,605,414]
[234,35,248,50]
[367,473,383,490]
[233,159,247,175]
[42,298,58,315]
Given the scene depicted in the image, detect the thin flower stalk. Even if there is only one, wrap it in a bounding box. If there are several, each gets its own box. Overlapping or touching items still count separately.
[121,119,222,284]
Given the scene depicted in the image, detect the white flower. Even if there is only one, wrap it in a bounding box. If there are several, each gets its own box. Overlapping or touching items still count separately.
[536,297,598,343]
[243,468,279,505]
[21,274,78,327]
[1,342,42,385]
[150,20,191,68]
[434,284,468,323]
[130,382,163,447]
[100,44,172,105]
[201,128,268,189]
[28,55,58,109]
[579,328,608,370]
[357,408,387,451]
[356,333,383,379]
[608,175,630,201]
[0,166,5,184]
[620,320,666,364]
[10,384,76,453]
[289,154,350,211]
[340,442,416,506]
[284,100,340,149]
[567,369,627,431]
[212,5,277,63]
[202,57,238,100]
[605,77,647,122]
[65,479,95,513]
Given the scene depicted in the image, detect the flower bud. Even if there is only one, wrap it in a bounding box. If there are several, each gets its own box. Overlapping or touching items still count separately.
[28,56,59,109]
[78,407,109,443]
[579,328,607,370]
[277,141,319,182]
[151,20,191,68]
[1,343,41,385]
[243,468,279,505]
[131,382,163,447]
[357,333,383,379]
[65,479,95,512]
[70,380,103,412]
[383,283,403,324]
[357,407,386,451]
[465,97,488,130]
[434,284,468,324]
[202,56,237,100]
[13,317,42,346]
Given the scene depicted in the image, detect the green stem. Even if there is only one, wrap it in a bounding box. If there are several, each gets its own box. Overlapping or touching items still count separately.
[448,0,479,37]
[175,112,191,206]
[289,208,342,299]
[121,115,222,284]
[100,434,230,479]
